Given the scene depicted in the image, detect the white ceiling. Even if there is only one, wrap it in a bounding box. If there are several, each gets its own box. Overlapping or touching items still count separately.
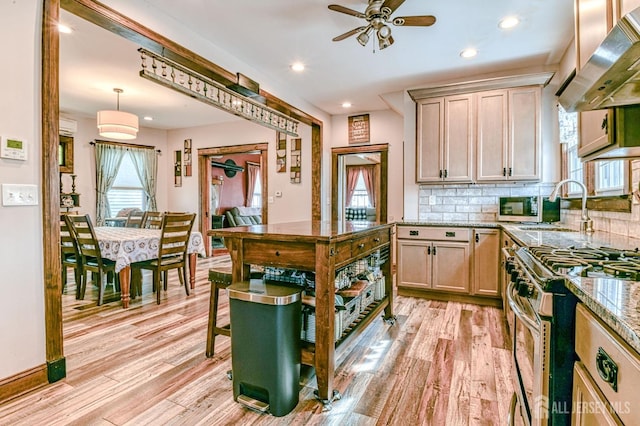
[59,0,574,130]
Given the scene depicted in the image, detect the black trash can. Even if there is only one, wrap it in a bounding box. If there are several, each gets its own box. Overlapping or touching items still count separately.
[228,280,302,417]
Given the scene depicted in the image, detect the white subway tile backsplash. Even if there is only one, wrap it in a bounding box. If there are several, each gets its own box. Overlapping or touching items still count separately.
[456,188,483,196]
[456,205,482,213]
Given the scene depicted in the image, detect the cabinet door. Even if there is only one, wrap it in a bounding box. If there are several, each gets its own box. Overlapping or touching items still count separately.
[417,98,444,182]
[572,362,623,426]
[443,94,474,182]
[431,242,470,293]
[398,240,431,288]
[575,0,614,158]
[509,87,540,181]
[473,229,500,297]
[617,0,640,17]
[476,90,508,181]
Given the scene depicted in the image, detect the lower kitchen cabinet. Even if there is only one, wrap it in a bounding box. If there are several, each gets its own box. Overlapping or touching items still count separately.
[572,361,623,426]
[397,226,511,303]
[398,240,470,293]
[473,228,500,297]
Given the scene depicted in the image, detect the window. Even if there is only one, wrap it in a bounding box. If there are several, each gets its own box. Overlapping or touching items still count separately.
[558,105,583,195]
[595,160,624,195]
[250,172,261,208]
[349,171,371,208]
[107,153,146,216]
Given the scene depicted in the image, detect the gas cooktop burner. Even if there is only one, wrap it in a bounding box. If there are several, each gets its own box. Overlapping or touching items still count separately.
[526,246,640,281]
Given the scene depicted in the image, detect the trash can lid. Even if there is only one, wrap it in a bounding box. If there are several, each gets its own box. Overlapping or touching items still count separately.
[228,280,301,305]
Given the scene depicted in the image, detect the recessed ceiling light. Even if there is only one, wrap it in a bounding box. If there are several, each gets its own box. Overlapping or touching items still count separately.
[342,102,352,108]
[460,48,478,58]
[499,16,520,29]
[58,23,73,34]
[143,116,153,121]
[290,62,305,72]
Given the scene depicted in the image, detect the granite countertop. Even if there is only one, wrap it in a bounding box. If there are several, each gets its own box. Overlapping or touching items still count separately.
[396,220,640,355]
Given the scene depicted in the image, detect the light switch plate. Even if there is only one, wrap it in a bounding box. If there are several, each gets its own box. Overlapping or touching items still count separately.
[2,184,38,206]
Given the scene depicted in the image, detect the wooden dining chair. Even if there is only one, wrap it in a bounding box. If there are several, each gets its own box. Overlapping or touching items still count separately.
[142,211,163,229]
[131,213,196,304]
[125,209,146,228]
[60,214,83,298]
[65,214,119,306]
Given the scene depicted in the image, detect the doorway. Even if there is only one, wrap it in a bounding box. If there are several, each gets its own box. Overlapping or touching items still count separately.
[331,144,388,223]
[197,144,268,257]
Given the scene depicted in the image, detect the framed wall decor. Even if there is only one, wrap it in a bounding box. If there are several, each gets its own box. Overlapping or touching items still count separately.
[276,132,287,173]
[59,135,74,173]
[183,138,192,176]
[348,113,370,144]
[174,150,182,187]
[290,137,301,183]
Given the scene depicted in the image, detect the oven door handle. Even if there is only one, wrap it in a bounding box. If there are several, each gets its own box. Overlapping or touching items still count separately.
[506,282,540,332]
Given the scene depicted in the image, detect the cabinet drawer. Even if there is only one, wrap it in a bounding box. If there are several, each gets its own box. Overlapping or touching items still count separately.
[333,240,352,265]
[575,304,640,425]
[397,226,470,241]
[243,240,316,270]
[351,230,389,256]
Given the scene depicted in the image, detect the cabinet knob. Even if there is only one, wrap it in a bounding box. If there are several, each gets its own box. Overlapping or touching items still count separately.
[374,237,380,243]
[358,243,365,249]
[275,251,280,256]
[475,234,479,243]
[439,170,443,178]
[508,167,512,176]
[503,167,506,176]
[433,246,437,256]
[444,169,448,178]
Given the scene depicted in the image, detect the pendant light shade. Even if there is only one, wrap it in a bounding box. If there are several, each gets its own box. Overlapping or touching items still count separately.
[97,88,139,140]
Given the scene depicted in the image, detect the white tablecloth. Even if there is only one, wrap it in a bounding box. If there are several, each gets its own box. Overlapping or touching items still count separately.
[94,227,206,272]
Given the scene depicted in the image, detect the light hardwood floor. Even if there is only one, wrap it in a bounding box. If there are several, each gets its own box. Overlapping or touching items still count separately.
[0,256,516,425]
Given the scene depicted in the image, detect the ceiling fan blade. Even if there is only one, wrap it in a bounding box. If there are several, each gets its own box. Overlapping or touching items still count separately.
[382,0,406,14]
[332,26,367,42]
[328,4,366,19]
[392,15,437,27]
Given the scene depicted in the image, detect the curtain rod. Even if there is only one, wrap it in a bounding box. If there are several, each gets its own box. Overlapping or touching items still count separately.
[90,140,161,153]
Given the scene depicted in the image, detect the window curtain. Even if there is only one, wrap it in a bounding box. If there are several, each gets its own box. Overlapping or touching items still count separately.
[345,166,361,207]
[361,165,377,207]
[95,143,126,226]
[129,146,158,212]
[245,162,260,207]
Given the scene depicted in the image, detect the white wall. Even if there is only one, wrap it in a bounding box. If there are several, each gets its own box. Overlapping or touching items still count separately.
[330,110,404,222]
[60,115,170,220]
[0,1,45,380]
[167,120,313,225]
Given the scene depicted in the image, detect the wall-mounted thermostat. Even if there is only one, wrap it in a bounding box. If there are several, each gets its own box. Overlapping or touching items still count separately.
[1,136,28,161]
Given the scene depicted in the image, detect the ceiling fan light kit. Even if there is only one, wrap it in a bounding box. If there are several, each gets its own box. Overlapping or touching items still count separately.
[329,0,435,50]
[97,88,139,140]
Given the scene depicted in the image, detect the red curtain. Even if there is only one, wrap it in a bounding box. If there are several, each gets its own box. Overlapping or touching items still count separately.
[361,165,376,207]
[245,162,260,207]
[345,166,360,207]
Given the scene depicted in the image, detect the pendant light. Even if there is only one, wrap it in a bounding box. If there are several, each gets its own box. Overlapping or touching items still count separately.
[97,88,139,140]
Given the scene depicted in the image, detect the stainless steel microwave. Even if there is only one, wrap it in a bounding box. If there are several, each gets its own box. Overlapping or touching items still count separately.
[498,196,560,223]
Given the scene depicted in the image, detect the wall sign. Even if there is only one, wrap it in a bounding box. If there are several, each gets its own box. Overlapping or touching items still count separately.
[348,114,370,144]
[174,150,182,187]
[276,132,287,173]
[183,138,192,177]
[290,138,301,183]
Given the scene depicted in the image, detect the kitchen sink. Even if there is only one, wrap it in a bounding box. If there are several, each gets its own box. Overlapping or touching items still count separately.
[517,226,577,232]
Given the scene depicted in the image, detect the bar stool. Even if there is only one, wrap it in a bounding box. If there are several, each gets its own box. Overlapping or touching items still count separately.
[206,268,233,357]
[206,267,264,357]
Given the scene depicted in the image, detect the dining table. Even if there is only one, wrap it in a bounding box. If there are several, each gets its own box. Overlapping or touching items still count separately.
[94,227,206,308]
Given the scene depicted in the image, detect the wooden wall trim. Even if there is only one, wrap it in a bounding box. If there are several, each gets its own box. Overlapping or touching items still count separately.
[0,364,49,404]
[312,124,322,221]
[42,0,65,375]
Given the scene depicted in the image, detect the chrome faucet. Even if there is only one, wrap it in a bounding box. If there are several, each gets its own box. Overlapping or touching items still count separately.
[548,179,593,234]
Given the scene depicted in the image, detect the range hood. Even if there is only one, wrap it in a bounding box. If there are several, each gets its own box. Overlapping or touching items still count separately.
[558,7,640,112]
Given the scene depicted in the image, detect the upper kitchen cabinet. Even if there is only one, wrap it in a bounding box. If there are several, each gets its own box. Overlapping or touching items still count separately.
[476,87,541,182]
[573,0,640,158]
[416,95,474,183]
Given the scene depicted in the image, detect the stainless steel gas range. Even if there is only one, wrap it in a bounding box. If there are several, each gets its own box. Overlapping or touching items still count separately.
[504,244,640,426]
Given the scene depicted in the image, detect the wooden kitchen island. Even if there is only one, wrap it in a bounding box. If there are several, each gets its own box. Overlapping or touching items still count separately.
[208,220,394,408]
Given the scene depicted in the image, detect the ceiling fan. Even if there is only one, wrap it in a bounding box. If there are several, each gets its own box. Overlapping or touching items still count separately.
[328,0,436,50]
